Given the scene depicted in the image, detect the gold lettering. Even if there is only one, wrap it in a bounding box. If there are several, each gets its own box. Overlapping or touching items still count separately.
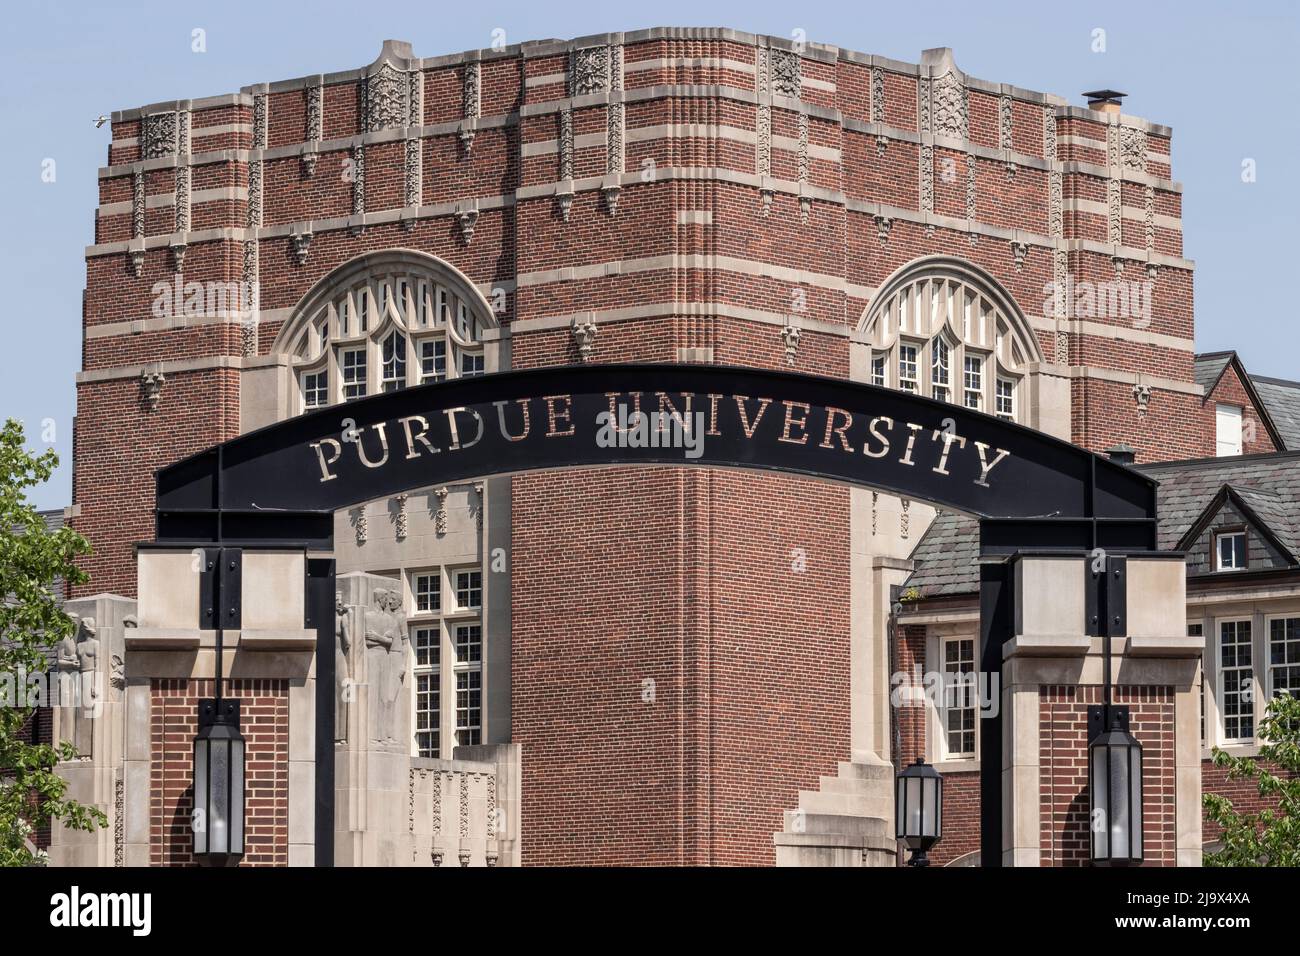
[310,439,342,482]
[399,415,440,460]
[355,423,390,469]
[863,416,894,458]
[973,442,1011,487]
[897,422,924,466]
[778,401,812,445]
[931,429,967,476]
[603,392,643,432]
[654,392,694,434]
[706,394,723,436]
[493,399,531,442]
[444,407,485,451]
[733,395,773,438]
[544,394,576,437]
[819,406,855,452]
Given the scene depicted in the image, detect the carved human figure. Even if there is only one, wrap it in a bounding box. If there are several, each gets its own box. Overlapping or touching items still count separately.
[364,588,407,746]
[56,616,99,756]
[335,592,352,743]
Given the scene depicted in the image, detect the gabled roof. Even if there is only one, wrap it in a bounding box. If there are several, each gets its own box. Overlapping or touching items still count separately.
[1251,374,1300,451]
[1173,483,1297,565]
[905,450,1300,598]
[1141,450,1300,556]
[1193,351,1288,451]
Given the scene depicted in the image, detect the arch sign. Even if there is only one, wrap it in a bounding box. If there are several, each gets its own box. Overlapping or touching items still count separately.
[156,363,1155,545]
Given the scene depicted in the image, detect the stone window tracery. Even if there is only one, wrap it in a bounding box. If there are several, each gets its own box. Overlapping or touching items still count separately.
[860,258,1040,425]
[281,255,495,415]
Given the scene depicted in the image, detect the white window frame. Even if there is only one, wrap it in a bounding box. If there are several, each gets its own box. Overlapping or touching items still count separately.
[1215,530,1247,572]
[301,368,328,409]
[1266,614,1300,701]
[940,635,977,759]
[454,569,482,612]
[962,355,983,410]
[995,377,1015,421]
[1217,618,1255,744]
[412,571,441,615]
[898,343,919,393]
[930,339,951,403]
[341,347,367,401]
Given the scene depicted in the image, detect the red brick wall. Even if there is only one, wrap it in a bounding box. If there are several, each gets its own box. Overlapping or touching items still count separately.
[1039,685,1176,866]
[77,31,1202,867]
[150,678,288,866]
[1203,362,1279,456]
[1201,758,1300,847]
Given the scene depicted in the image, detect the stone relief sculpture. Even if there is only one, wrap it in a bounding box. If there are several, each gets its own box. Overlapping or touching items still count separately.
[335,592,352,743]
[364,588,407,746]
[56,616,99,756]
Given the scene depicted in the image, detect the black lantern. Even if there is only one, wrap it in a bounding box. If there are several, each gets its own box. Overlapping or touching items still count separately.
[193,698,245,863]
[895,758,943,866]
[1088,707,1143,864]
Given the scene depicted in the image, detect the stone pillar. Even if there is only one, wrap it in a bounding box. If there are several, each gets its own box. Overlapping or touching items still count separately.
[1001,553,1198,866]
[333,570,409,866]
[48,594,136,867]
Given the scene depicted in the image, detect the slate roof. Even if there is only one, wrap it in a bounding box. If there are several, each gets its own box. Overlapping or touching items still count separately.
[905,451,1300,598]
[1251,375,1300,451]
[1194,352,1233,395]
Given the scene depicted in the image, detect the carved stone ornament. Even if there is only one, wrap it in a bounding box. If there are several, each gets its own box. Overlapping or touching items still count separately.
[780,321,801,366]
[351,144,366,231]
[364,61,408,133]
[1120,125,1148,172]
[174,166,191,233]
[352,507,367,545]
[141,111,178,159]
[570,46,610,96]
[760,186,774,217]
[129,247,145,278]
[1011,240,1028,272]
[142,371,166,411]
[770,48,801,98]
[457,207,479,245]
[1043,105,1057,162]
[572,317,597,362]
[307,81,323,141]
[756,104,771,178]
[556,189,574,222]
[874,214,892,246]
[132,171,145,239]
[919,145,934,212]
[170,241,187,273]
[931,71,968,139]
[798,193,811,225]
[434,487,448,534]
[252,93,268,149]
[395,493,409,540]
[292,228,312,266]
[1132,383,1152,418]
[301,149,318,179]
[602,183,621,217]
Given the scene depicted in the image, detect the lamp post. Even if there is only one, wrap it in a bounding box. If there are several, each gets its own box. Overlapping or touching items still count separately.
[192,550,246,865]
[192,697,246,863]
[895,758,943,867]
[1087,555,1143,865]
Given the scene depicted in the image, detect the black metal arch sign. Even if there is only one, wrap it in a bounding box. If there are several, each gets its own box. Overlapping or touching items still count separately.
[155,364,1155,545]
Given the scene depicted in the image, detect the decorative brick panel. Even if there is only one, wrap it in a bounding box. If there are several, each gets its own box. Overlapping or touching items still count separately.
[1039,684,1176,866]
[149,678,288,866]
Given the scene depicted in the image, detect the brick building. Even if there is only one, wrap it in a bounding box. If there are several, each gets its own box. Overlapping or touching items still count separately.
[51,27,1297,866]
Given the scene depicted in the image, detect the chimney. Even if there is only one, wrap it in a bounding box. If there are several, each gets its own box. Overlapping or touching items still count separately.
[1082,89,1126,115]
[1105,443,1136,465]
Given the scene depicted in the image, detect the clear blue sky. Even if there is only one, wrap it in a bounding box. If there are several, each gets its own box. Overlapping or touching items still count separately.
[2,0,1296,509]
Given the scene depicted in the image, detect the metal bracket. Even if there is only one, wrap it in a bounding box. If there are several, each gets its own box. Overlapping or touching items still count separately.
[219,548,242,630]
[1085,554,1127,637]
[198,697,241,729]
[198,547,219,629]
[1087,703,1130,741]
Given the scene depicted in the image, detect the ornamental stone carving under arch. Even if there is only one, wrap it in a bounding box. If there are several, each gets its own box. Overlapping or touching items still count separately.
[272,250,500,416]
[858,257,1043,424]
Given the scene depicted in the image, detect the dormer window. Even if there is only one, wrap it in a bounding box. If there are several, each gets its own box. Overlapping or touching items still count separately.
[1215,530,1247,571]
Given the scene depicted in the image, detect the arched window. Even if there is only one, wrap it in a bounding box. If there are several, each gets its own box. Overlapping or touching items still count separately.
[276,251,498,413]
[859,257,1042,423]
